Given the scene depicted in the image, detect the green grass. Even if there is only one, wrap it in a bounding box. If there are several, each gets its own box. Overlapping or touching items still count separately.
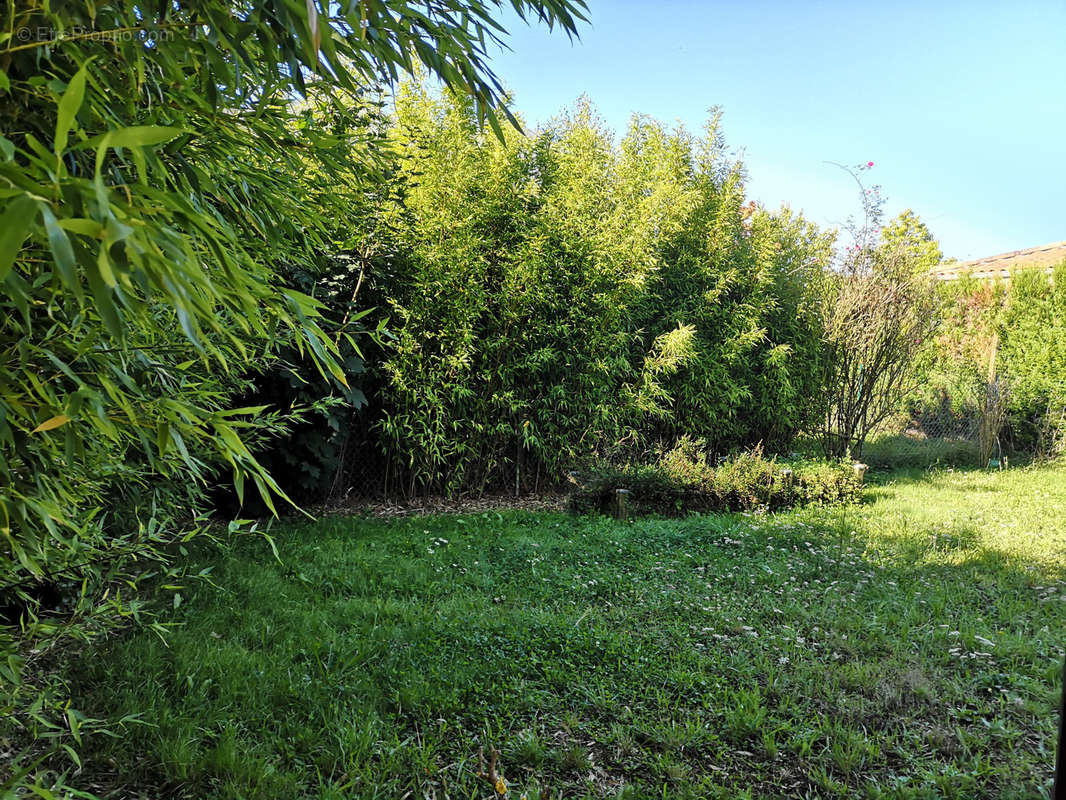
[66,466,1066,798]
[861,433,982,470]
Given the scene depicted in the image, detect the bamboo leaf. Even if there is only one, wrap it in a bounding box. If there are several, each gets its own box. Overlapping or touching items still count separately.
[81,125,183,151]
[57,218,104,237]
[32,415,71,433]
[306,0,321,64]
[40,205,80,296]
[0,196,39,282]
[54,59,92,158]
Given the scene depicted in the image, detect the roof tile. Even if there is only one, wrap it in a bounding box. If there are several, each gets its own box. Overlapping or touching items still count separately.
[933,240,1066,280]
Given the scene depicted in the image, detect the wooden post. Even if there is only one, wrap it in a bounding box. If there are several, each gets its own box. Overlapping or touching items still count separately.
[614,488,630,520]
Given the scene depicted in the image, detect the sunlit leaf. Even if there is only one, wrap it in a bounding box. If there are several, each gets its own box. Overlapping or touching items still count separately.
[32,415,71,433]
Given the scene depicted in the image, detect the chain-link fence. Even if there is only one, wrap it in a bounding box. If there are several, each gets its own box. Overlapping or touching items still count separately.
[321,369,1025,506]
[862,377,1012,470]
[321,410,388,503]
[326,404,1002,506]
[862,415,981,469]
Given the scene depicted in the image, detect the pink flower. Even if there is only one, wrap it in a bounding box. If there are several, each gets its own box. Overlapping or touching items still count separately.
[866,161,874,167]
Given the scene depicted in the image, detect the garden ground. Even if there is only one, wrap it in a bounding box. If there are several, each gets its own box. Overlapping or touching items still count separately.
[68,465,1066,798]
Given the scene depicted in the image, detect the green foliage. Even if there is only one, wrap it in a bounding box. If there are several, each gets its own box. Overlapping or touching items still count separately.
[906,263,1066,457]
[0,0,587,791]
[220,250,389,509]
[374,89,832,496]
[879,209,943,274]
[57,466,1066,797]
[903,276,1000,429]
[568,441,861,516]
[998,264,1066,453]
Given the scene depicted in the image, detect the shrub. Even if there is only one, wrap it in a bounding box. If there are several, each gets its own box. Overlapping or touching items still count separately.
[815,168,942,458]
[0,0,587,792]
[903,262,1066,460]
[999,265,1066,455]
[568,442,861,517]
[373,89,832,497]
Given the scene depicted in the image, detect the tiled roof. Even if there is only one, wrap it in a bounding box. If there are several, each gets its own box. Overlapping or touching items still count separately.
[933,241,1066,281]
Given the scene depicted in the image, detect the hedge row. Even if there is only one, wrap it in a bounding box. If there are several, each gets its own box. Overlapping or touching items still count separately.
[568,445,862,517]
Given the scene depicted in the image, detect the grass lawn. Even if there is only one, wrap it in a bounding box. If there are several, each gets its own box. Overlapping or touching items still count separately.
[68,466,1066,798]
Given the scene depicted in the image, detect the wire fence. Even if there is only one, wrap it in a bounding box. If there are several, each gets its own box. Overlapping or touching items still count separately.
[326,410,388,503]
[862,379,1013,470]
[862,414,983,470]
[329,412,1002,505]
[325,380,1023,505]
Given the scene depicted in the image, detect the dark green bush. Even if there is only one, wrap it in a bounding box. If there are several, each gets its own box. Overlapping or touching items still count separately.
[998,265,1066,455]
[568,442,861,517]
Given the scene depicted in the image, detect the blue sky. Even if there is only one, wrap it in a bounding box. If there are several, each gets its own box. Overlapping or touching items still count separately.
[487,0,1065,260]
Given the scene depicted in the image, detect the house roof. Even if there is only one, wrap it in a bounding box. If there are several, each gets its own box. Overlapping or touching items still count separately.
[933,240,1066,281]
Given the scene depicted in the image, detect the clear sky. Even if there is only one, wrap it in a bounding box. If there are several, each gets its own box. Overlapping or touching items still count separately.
[486,0,1066,260]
